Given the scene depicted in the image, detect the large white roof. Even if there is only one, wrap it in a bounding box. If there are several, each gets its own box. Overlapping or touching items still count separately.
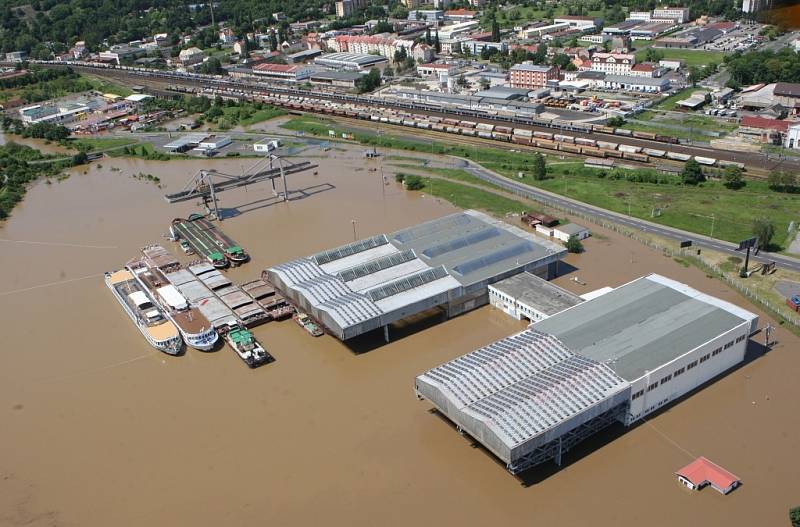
[156,285,188,310]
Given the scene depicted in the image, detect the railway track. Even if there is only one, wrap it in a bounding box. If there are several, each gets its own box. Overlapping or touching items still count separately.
[29,61,800,174]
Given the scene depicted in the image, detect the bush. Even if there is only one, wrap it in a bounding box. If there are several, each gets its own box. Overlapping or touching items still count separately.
[403,175,425,190]
[225,151,241,157]
[394,173,405,183]
[565,235,584,253]
[790,506,800,527]
[722,165,745,189]
[681,159,705,185]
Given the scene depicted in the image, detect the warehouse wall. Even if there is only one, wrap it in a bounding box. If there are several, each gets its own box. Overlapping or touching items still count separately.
[625,321,752,425]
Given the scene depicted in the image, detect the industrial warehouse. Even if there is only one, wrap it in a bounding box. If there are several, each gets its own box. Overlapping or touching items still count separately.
[265,210,566,341]
[415,274,758,474]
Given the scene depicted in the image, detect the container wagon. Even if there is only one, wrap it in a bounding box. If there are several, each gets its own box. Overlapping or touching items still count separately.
[622,152,649,162]
[642,148,666,157]
[593,125,616,134]
[618,144,643,154]
[694,156,717,166]
[495,126,514,135]
[632,131,657,140]
[536,139,557,150]
[460,121,477,128]
[656,135,679,144]
[596,140,619,150]
[433,124,447,132]
[533,131,554,140]
[476,123,494,132]
[614,128,633,137]
[443,118,460,126]
[512,135,531,145]
[493,132,511,142]
[559,144,582,154]
[575,137,596,147]
[581,146,606,158]
[462,128,477,136]
[478,131,493,139]
[513,128,533,138]
[446,126,460,133]
[554,134,575,143]
[666,152,691,161]
[604,149,624,158]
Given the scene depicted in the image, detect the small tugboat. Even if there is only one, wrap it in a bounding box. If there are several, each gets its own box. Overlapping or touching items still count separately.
[225,245,249,265]
[293,311,323,337]
[225,325,273,368]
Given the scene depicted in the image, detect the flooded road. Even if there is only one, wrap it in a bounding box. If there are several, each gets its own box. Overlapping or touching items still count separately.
[0,143,798,526]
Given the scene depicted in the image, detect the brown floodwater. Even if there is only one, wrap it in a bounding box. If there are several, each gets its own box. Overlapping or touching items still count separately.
[0,132,74,155]
[0,144,798,526]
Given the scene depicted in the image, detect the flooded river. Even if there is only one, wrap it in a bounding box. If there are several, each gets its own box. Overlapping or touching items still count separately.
[0,142,797,526]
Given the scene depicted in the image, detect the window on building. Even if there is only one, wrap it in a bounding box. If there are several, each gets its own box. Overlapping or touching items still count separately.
[699,354,710,363]
[674,366,685,377]
[723,341,734,350]
[660,374,672,385]
[687,360,698,370]
[646,382,658,392]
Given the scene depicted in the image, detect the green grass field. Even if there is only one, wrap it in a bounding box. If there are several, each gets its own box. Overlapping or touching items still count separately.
[406,177,529,217]
[68,137,138,152]
[282,115,798,250]
[634,48,725,68]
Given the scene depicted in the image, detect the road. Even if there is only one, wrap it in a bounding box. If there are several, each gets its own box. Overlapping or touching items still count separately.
[455,158,800,273]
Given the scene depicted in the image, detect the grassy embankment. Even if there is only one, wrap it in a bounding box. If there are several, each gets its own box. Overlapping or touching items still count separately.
[283,116,799,250]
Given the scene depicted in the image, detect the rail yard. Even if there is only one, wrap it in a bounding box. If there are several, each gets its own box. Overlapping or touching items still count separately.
[30,61,800,174]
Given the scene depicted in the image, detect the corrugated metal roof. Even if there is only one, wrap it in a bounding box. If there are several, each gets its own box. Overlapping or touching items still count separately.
[532,275,753,381]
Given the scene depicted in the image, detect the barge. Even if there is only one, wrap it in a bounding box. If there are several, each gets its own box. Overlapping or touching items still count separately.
[170,214,249,268]
[188,262,269,327]
[241,278,295,320]
[127,246,219,351]
[294,311,323,337]
[105,269,183,355]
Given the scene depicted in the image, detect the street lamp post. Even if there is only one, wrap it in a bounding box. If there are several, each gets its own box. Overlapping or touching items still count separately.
[351,219,357,241]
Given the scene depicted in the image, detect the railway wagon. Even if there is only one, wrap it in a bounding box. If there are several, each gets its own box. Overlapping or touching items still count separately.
[512,128,533,138]
[478,131,493,139]
[575,137,596,147]
[618,144,643,154]
[554,134,575,143]
[643,148,666,157]
[558,143,582,154]
[495,126,514,135]
[593,125,616,134]
[443,118,460,126]
[379,116,389,123]
[402,119,415,127]
[512,135,532,145]
[417,121,432,130]
[596,140,618,150]
[429,116,442,124]
[388,118,403,125]
[535,139,557,150]
[476,122,494,132]
[666,152,691,161]
[622,152,649,163]
[358,112,370,120]
[656,134,679,144]
[694,156,717,166]
[632,131,657,140]
[533,131,554,141]
[459,120,477,128]
[446,126,460,133]
[433,124,447,132]
[461,128,477,136]
[719,160,745,169]
[604,149,624,158]
[493,132,511,142]
[614,128,633,137]
[581,146,606,158]
[370,114,380,121]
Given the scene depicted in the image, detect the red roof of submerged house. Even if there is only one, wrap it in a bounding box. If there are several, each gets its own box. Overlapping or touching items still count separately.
[676,457,740,493]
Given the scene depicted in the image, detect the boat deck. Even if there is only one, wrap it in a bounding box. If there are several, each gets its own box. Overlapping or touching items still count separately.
[173,309,213,334]
[163,268,238,331]
[172,217,244,266]
[107,269,134,285]
[144,321,180,341]
[142,245,180,271]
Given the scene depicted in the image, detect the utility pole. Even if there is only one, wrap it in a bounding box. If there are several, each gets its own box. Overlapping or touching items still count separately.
[351,219,357,241]
[209,0,216,28]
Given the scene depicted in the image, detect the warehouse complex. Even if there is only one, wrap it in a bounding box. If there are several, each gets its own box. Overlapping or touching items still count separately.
[415,274,758,474]
[266,210,566,341]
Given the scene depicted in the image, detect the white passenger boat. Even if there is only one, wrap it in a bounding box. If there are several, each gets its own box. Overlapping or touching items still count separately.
[105,269,183,355]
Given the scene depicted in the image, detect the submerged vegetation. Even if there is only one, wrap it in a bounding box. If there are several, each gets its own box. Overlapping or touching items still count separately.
[0,142,73,220]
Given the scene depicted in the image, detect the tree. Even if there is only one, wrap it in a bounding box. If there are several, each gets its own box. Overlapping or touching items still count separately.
[790,505,800,527]
[403,175,425,190]
[434,32,440,54]
[355,67,381,93]
[71,151,88,165]
[551,53,571,69]
[269,31,278,52]
[491,16,500,42]
[768,171,798,192]
[425,27,431,45]
[722,165,745,189]
[200,57,224,75]
[606,116,625,127]
[565,235,584,253]
[456,74,468,87]
[532,152,546,181]
[479,77,490,90]
[384,66,394,77]
[681,159,704,185]
[751,217,775,251]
